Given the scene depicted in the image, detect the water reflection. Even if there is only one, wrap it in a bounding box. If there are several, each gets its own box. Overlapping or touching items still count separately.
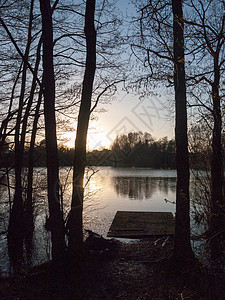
[113,177,176,200]
[0,167,178,275]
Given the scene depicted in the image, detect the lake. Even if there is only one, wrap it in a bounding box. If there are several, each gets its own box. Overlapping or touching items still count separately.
[82,167,177,237]
[0,166,203,275]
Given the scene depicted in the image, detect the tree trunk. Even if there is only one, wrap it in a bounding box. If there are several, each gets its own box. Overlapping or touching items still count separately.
[25,89,42,238]
[172,0,195,265]
[67,0,96,260]
[24,38,42,238]
[209,54,225,250]
[40,0,65,262]
[8,0,34,248]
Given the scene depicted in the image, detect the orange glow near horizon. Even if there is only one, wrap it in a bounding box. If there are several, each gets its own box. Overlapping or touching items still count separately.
[62,129,112,151]
[59,92,174,151]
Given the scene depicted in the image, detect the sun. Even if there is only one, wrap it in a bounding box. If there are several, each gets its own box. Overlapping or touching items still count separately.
[87,131,111,151]
[61,129,111,150]
[61,132,75,148]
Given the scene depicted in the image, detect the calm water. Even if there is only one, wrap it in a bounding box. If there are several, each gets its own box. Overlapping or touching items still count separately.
[82,167,177,237]
[1,166,196,275]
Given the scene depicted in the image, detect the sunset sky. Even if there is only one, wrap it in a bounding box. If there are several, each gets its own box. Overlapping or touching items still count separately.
[87,91,174,150]
[63,1,175,150]
[63,89,174,150]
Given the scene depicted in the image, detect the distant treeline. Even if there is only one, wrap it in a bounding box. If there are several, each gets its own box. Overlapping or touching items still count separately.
[0,131,210,169]
[87,133,176,168]
[1,132,175,169]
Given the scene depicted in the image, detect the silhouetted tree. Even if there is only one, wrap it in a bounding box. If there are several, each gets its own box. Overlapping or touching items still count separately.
[184,0,225,250]
[7,0,35,256]
[40,0,65,262]
[172,0,195,264]
[67,0,96,260]
[131,0,195,264]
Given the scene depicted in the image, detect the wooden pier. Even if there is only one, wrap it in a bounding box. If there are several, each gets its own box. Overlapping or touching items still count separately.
[107,211,175,238]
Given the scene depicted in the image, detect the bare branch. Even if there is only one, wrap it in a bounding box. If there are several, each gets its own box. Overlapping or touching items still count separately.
[90,79,125,113]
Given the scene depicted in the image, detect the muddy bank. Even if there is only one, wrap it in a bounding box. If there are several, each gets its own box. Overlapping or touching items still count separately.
[0,236,224,299]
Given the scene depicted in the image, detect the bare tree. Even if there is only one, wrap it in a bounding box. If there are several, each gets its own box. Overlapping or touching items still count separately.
[172,0,195,265]
[7,0,35,251]
[130,0,195,265]
[184,0,225,250]
[67,0,96,260]
[39,0,65,262]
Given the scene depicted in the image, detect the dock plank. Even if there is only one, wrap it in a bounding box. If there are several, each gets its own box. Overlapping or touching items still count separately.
[107,211,175,238]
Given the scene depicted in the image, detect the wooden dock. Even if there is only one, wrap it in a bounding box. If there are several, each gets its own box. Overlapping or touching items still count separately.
[107,211,175,238]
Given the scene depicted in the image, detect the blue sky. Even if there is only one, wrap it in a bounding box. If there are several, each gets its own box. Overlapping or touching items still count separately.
[84,1,174,150]
[64,0,175,150]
